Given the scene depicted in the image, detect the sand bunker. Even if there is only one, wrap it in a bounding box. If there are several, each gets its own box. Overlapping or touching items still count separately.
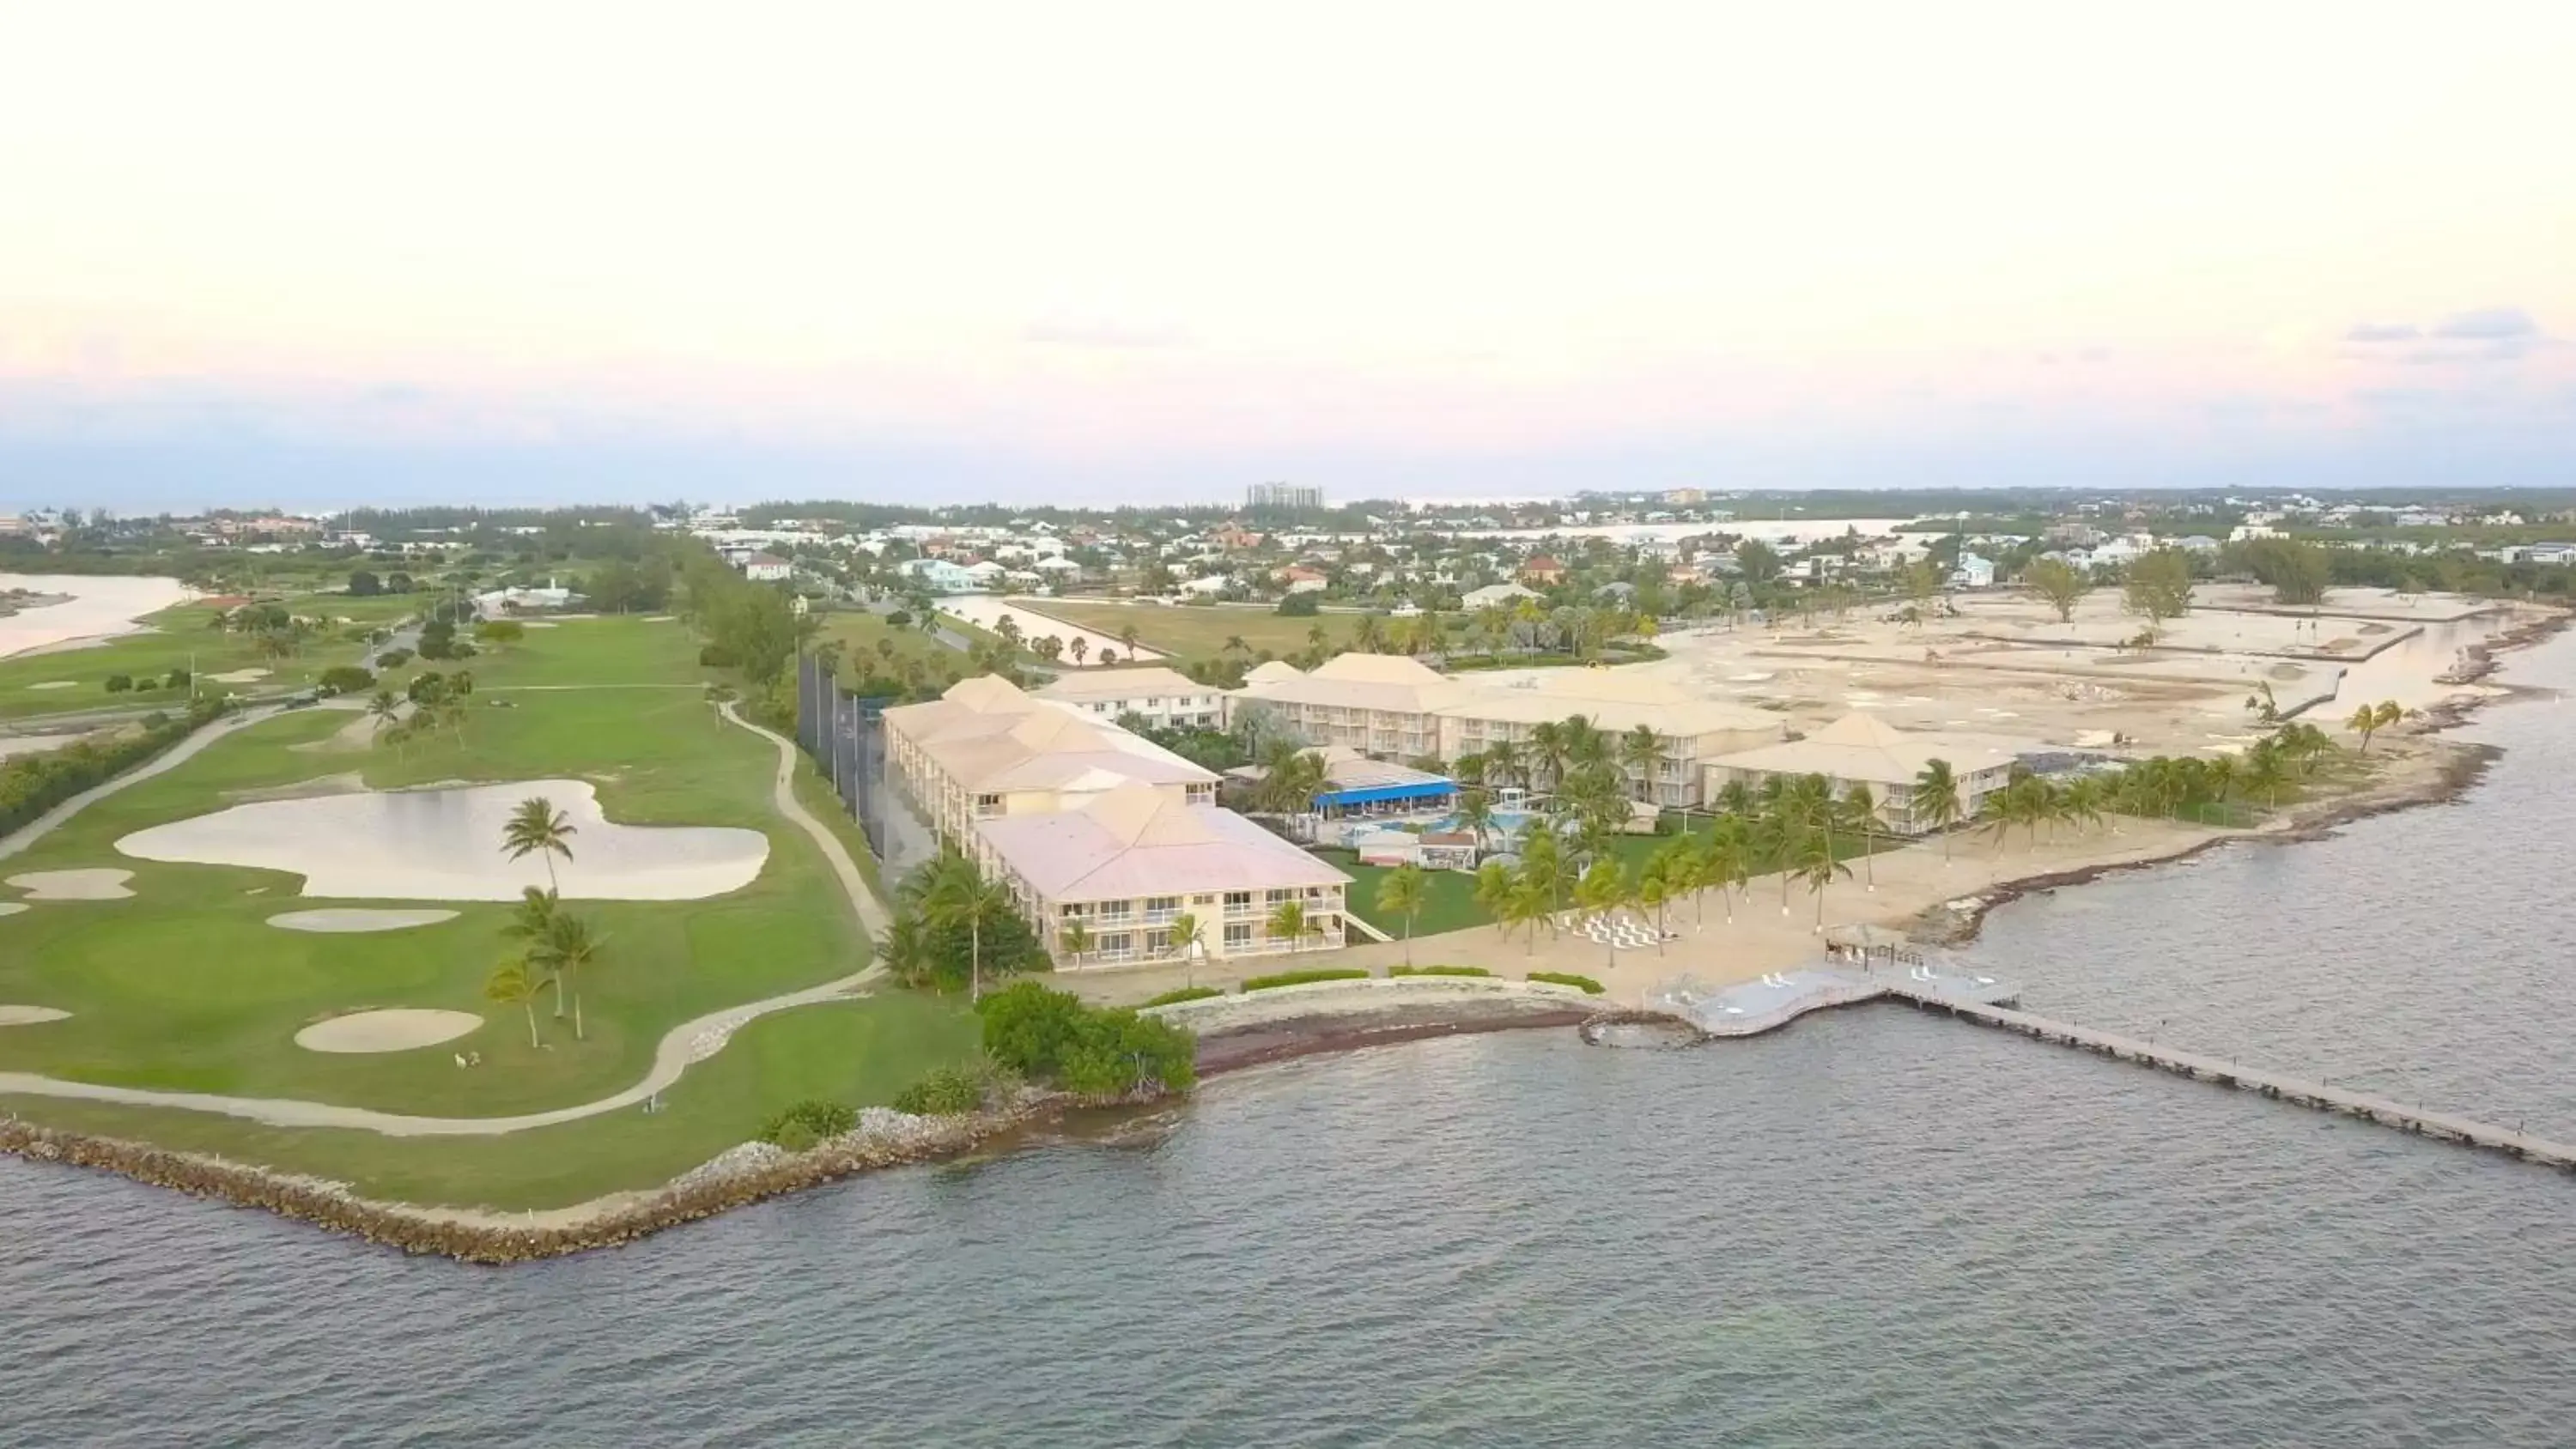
[116,779,769,900]
[23,680,76,690]
[270,908,459,933]
[295,1009,483,1054]
[0,902,26,918]
[205,668,272,684]
[9,869,136,900]
[0,1005,70,1027]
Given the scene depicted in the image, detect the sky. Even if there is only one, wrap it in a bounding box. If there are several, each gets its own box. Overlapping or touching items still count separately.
[4,1,2575,512]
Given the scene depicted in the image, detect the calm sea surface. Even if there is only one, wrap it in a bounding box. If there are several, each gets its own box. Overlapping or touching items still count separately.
[9,636,2576,1447]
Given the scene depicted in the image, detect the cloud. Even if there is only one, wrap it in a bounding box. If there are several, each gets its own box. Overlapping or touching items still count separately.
[2429,306,2538,340]
[2344,322,2420,343]
[1021,317,1194,349]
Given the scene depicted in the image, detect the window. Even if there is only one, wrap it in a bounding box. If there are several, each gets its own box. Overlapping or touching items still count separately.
[1146,698,1162,707]
[1224,890,1253,909]
[1267,888,1294,905]
[1224,923,1253,946]
[1098,932,1133,955]
[1146,895,1179,916]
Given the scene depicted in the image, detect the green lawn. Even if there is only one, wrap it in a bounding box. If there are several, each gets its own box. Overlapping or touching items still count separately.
[1005,599,1366,664]
[0,597,376,720]
[0,615,933,1208]
[1321,851,1495,937]
[811,608,969,674]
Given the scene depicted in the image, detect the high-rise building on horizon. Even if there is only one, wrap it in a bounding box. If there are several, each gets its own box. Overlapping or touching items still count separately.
[1246,481,1323,510]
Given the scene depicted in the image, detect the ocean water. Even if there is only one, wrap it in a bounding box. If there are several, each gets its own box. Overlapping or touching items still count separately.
[7,636,2576,1447]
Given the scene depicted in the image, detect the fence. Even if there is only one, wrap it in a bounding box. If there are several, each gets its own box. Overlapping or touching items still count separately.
[795,652,897,865]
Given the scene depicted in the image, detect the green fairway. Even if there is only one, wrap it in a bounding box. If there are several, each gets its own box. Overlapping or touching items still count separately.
[1005,599,1365,664]
[0,613,963,1208]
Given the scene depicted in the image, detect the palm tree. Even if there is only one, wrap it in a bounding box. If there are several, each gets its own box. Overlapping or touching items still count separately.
[1793,828,1852,932]
[1119,623,1141,658]
[1573,860,1629,972]
[2373,700,2403,741]
[1842,783,1878,890]
[1484,739,1524,792]
[1504,876,1552,955]
[1457,787,1497,853]
[1223,634,1249,658]
[1069,635,1089,666]
[1913,759,1963,862]
[366,688,403,737]
[1376,863,1428,966]
[2346,702,2381,752]
[924,852,1012,1000]
[1165,910,1204,985]
[1267,897,1319,954]
[501,886,568,1017]
[501,797,578,893]
[534,909,604,1040]
[879,908,936,987]
[1529,721,1569,794]
[1474,860,1516,940]
[1354,613,1385,652]
[483,955,546,1048]
[1620,724,1662,803]
[1058,918,1094,967]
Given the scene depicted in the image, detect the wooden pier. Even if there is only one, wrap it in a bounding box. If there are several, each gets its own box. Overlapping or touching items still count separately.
[1884,985,2576,1173]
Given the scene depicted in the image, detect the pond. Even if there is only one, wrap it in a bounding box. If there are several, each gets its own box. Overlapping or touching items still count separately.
[114,780,769,900]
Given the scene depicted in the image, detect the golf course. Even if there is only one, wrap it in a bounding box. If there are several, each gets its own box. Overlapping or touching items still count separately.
[0,615,975,1211]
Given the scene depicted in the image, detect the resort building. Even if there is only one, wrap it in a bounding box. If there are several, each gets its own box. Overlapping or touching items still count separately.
[884,675,1352,968]
[1227,653,1784,808]
[1032,666,1224,731]
[976,782,1350,966]
[883,676,1219,845]
[1700,712,2037,834]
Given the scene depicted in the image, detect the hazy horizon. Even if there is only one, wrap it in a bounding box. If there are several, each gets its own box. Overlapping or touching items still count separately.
[7,3,2573,513]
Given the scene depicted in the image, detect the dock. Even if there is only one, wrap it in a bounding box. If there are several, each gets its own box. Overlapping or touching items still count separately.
[1633,964,2576,1175]
[1886,990,2576,1173]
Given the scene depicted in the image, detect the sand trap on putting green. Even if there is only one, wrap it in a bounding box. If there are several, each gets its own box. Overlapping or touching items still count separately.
[205,667,271,683]
[23,680,76,690]
[0,1005,70,1027]
[9,869,135,900]
[0,902,26,918]
[295,1009,483,1054]
[116,779,768,900]
[270,907,460,933]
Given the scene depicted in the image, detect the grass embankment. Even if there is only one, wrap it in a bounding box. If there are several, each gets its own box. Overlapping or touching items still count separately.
[1002,598,1364,664]
[0,617,943,1203]
[11,992,979,1210]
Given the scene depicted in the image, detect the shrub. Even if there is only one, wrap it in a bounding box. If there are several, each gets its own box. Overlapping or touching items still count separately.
[977,981,1195,1097]
[699,643,739,669]
[1275,592,1321,616]
[891,1065,987,1115]
[1241,967,1370,991]
[164,668,191,688]
[318,664,375,695]
[758,1099,857,1147]
[376,647,414,669]
[1527,972,1606,994]
[103,673,132,693]
[1142,985,1224,1007]
[1388,965,1491,978]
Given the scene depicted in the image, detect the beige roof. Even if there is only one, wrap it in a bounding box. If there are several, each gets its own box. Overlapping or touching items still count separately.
[976,784,1350,903]
[1243,660,1303,685]
[1033,666,1206,702]
[886,675,1217,793]
[1230,652,1473,714]
[1435,677,1779,738]
[1706,712,2036,787]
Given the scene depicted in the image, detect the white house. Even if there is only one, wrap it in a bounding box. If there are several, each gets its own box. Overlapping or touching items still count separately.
[1950,553,1996,590]
[742,553,793,583]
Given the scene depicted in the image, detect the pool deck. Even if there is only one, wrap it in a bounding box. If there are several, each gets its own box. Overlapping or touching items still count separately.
[1648,965,2020,1038]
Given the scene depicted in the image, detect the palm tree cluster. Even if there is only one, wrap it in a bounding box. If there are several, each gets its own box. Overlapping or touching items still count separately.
[371,670,477,757]
[485,798,605,1044]
[1246,737,1331,815]
[1453,712,1669,805]
[1459,602,1657,662]
[896,849,1015,1000]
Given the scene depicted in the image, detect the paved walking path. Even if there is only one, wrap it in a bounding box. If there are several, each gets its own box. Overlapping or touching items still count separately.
[0,700,898,1137]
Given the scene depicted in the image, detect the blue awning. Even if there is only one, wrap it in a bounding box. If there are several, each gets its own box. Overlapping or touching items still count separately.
[1315,780,1457,808]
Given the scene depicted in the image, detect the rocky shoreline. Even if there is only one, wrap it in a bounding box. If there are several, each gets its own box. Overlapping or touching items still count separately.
[3,606,2563,1263]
